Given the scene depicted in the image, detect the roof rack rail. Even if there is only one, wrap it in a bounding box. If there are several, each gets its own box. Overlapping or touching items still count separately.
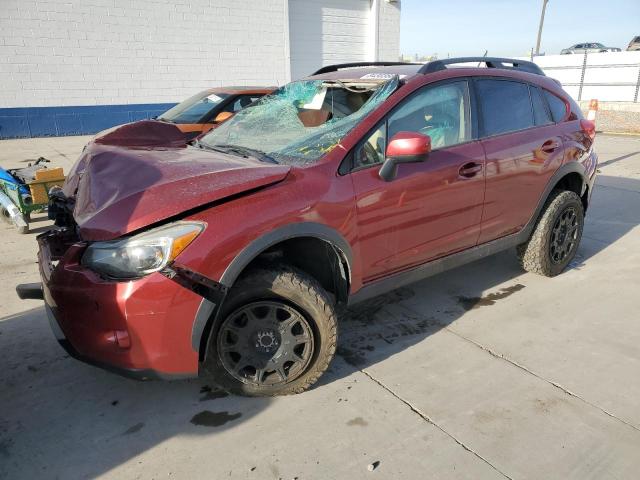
[312,61,423,76]
[419,57,545,76]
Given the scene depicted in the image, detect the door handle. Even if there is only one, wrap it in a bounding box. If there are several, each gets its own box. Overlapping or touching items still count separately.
[459,162,483,178]
[541,140,560,153]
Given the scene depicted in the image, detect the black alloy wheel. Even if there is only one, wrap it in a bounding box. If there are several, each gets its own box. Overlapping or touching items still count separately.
[217,301,314,387]
[549,206,579,264]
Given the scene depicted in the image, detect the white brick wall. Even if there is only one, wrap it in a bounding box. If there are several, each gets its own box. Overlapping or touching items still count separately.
[0,0,289,107]
[0,0,402,108]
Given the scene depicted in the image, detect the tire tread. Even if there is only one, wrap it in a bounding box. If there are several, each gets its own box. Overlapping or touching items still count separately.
[517,189,584,277]
[205,265,337,396]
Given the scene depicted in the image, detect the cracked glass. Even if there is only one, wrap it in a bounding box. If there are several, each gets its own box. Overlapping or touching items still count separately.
[200,76,399,165]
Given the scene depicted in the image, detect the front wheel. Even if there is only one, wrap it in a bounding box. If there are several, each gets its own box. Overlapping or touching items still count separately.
[203,266,337,396]
[517,190,584,277]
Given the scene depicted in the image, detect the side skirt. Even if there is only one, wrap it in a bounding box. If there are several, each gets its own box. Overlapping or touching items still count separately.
[348,228,530,306]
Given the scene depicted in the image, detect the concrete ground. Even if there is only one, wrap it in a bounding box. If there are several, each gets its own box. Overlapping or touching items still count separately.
[1,134,639,480]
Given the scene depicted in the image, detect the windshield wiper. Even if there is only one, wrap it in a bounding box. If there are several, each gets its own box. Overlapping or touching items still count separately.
[202,143,278,164]
[192,140,237,156]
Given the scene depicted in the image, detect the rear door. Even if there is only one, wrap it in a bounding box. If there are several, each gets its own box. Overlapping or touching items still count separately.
[475,78,565,244]
[350,80,486,281]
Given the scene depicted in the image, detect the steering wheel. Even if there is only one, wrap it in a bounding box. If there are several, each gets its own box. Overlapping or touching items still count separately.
[361,141,380,166]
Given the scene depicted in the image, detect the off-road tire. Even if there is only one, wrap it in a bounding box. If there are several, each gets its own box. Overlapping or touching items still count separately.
[203,266,337,396]
[517,189,584,277]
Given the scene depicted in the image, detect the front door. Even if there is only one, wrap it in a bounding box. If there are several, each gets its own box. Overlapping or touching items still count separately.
[350,80,486,282]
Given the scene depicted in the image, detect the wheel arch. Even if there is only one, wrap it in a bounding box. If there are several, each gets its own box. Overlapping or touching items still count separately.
[552,170,589,211]
[193,222,353,359]
[219,222,353,290]
[528,163,589,230]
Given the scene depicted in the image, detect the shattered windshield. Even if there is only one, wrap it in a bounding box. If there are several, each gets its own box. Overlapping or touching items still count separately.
[200,76,399,165]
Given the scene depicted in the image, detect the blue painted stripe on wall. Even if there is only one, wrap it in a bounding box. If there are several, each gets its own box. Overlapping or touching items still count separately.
[0,103,177,139]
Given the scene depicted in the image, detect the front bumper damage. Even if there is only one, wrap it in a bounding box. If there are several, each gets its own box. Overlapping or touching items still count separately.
[16,229,227,380]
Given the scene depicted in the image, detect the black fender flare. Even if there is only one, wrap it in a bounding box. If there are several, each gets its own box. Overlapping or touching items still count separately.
[525,162,589,233]
[191,222,353,353]
[219,221,353,287]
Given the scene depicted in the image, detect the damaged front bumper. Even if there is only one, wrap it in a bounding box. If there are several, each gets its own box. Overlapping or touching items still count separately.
[18,229,224,380]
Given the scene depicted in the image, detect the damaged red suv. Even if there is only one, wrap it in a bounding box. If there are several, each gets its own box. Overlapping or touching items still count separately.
[18,58,597,396]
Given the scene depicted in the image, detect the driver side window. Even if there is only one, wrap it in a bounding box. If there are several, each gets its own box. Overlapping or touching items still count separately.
[352,81,470,170]
[388,81,470,150]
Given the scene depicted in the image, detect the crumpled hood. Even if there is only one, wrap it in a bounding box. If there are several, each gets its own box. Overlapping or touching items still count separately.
[64,135,290,241]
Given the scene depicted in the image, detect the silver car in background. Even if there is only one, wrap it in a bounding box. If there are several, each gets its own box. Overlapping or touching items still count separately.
[561,42,621,54]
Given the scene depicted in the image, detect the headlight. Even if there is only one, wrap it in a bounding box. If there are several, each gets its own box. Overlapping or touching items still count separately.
[81,222,204,279]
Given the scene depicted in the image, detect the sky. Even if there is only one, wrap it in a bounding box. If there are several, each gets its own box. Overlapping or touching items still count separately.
[399,0,640,58]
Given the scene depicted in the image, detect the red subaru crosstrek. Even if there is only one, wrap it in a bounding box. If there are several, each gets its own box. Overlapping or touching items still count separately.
[18,57,597,396]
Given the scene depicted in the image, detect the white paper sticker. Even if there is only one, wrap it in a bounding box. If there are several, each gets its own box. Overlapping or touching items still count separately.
[206,94,223,103]
[360,73,394,80]
[359,73,406,80]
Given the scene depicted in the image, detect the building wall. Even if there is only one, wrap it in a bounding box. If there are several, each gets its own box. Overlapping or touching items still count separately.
[0,0,402,138]
[0,0,288,108]
[0,0,289,137]
[288,0,371,80]
[376,0,401,61]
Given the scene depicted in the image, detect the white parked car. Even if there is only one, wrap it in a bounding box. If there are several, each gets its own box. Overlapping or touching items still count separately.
[561,43,621,54]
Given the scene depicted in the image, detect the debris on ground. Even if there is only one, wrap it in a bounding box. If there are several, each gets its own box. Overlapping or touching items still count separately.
[367,461,380,472]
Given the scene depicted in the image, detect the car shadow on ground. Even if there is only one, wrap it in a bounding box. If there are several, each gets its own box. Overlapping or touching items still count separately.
[0,305,273,478]
[0,175,638,478]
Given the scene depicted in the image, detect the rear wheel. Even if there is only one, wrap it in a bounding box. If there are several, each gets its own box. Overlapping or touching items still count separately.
[203,266,337,396]
[517,190,584,276]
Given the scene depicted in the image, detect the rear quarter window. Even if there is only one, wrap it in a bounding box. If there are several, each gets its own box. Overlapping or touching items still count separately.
[530,86,553,126]
[543,90,568,122]
[476,79,535,137]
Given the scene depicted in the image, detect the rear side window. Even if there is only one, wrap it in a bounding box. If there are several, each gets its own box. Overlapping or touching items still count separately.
[543,90,567,122]
[476,79,534,137]
[530,86,552,126]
